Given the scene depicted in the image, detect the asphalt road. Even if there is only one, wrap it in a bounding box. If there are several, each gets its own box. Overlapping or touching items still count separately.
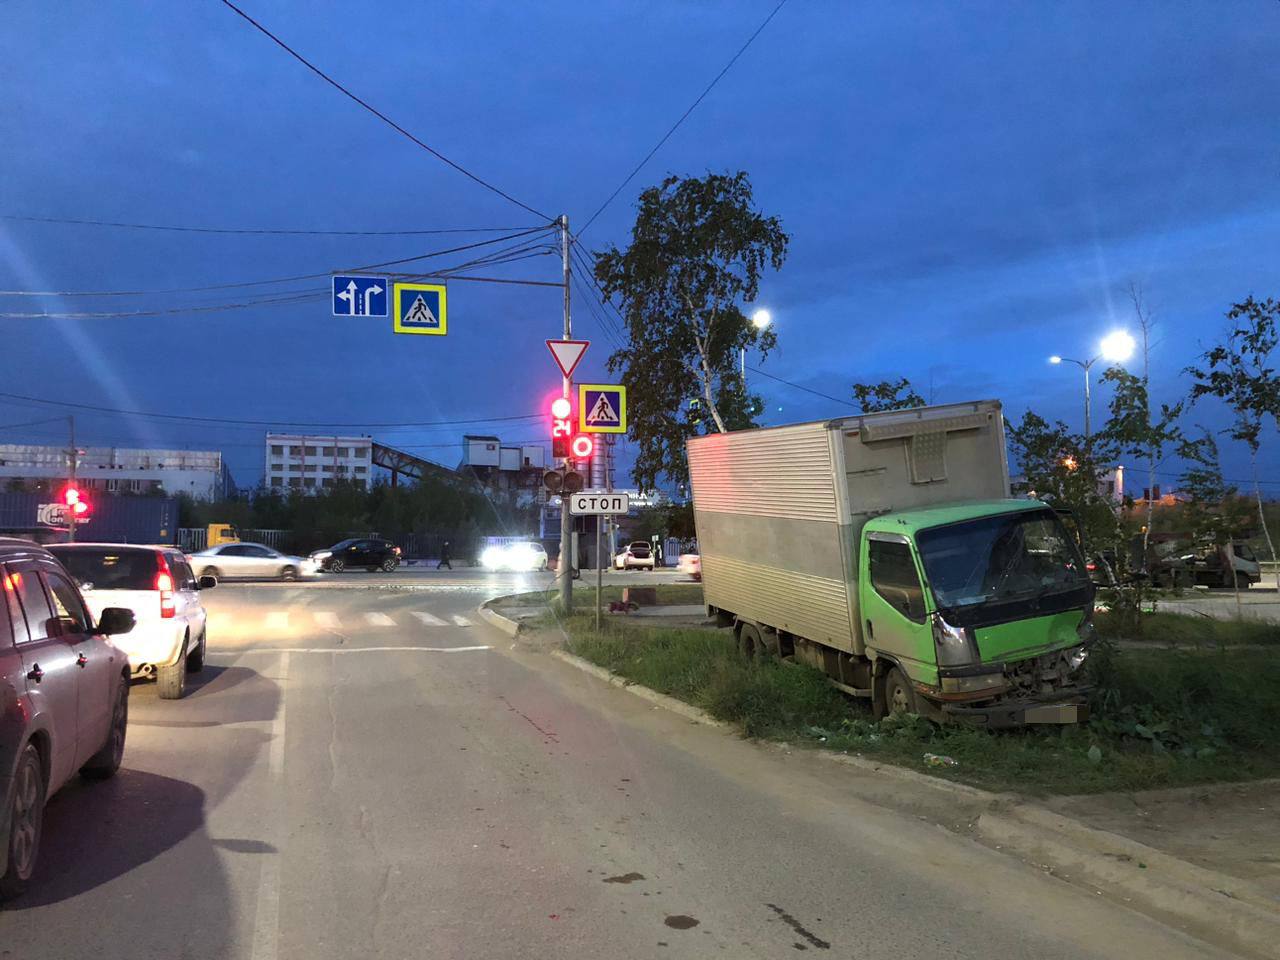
[0,571,1238,959]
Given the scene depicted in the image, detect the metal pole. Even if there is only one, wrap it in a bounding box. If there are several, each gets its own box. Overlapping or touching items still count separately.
[1082,360,1092,442]
[66,416,76,542]
[595,515,602,630]
[558,216,574,612]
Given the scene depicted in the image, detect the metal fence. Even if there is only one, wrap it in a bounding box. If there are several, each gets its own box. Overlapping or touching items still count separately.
[177,528,290,553]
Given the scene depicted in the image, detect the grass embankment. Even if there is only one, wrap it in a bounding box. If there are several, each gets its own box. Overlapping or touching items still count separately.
[1097,610,1280,646]
[562,616,1280,795]
[490,583,705,609]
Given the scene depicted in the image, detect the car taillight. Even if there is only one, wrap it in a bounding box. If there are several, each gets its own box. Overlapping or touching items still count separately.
[156,555,176,619]
[394,547,401,556]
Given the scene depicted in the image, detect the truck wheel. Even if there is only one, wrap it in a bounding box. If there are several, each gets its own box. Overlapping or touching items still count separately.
[0,745,44,899]
[157,638,189,700]
[882,667,920,716]
[737,622,762,659]
[81,682,128,780]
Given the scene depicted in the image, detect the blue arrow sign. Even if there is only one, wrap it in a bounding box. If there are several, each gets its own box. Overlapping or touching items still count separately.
[332,275,388,317]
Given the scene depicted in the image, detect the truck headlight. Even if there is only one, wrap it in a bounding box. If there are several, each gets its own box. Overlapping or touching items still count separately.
[931,613,979,667]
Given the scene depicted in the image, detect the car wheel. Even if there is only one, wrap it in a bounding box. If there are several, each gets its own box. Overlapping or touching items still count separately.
[881,666,920,717]
[280,565,298,581]
[81,682,128,780]
[186,630,206,673]
[0,744,45,899]
[330,558,345,573]
[157,638,188,700]
[381,558,396,572]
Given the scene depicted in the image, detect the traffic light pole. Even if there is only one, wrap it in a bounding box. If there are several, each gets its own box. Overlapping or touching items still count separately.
[558,216,573,612]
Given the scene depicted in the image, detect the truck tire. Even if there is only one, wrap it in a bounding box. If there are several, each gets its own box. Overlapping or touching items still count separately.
[882,666,920,717]
[737,622,762,659]
[157,637,189,700]
[0,744,44,899]
[81,682,128,780]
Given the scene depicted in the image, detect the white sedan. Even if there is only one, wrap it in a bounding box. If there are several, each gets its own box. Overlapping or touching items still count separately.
[189,542,317,581]
[614,541,656,571]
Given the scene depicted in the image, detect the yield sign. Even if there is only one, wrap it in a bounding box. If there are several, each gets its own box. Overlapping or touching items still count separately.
[546,339,590,379]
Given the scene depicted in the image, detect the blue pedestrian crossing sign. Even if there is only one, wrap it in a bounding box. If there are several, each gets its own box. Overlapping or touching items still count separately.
[332,275,388,317]
[392,282,448,336]
[578,383,627,434]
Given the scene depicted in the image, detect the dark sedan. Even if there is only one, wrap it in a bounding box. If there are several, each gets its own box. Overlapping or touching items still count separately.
[1,538,136,898]
[309,538,401,573]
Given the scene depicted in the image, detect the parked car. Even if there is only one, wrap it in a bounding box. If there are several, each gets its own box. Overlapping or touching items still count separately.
[481,541,548,572]
[1,537,136,898]
[614,541,655,571]
[677,553,702,581]
[189,542,317,582]
[49,543,214,700]
[309,538,401,573]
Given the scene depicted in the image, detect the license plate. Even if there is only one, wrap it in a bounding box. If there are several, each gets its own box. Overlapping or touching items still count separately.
[1024,703,1084,724]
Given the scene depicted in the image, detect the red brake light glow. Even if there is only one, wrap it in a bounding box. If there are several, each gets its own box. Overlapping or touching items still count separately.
[155,554,176,618]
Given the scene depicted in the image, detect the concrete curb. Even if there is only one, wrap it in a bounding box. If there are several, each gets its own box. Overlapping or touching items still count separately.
[977,806,1280,959]
[477,603,522,639]
[547,648,730,728]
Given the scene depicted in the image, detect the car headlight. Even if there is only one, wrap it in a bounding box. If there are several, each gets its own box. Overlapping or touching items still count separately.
[313,550,332,560]
[482,548,503,568]
[931,612,979,667]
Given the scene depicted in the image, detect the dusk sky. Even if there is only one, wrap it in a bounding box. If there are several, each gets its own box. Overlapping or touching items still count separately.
[3,1,1278,493]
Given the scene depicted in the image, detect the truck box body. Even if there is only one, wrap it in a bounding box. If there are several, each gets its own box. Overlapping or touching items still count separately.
[0,492,179,545]
[687,400,1008,656]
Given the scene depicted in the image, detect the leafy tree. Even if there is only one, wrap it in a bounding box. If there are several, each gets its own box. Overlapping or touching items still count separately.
[1178,428,1254,617]
[1186,295,1280,587]
[1098,287,1182,564]
[594,172,789,489]
[851,378,926,413]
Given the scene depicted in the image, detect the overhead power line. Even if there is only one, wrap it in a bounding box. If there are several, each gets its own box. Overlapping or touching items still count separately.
[578,0,790,235]
[747,366,855,408]
[217,0,551,220]
[0,415,69,432]
[0,390,543,429]
[0,213,545,237]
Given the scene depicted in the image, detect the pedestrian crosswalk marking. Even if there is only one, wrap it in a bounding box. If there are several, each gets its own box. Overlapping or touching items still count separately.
[412,611,447,626]
[451,615,472,627]
[313,611,339,629]
[365,612,395,626]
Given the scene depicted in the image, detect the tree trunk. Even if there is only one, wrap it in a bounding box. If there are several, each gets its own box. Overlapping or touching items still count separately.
[694,335,727,433]
[1252,450,1279,590]
[1143,449,1155,564]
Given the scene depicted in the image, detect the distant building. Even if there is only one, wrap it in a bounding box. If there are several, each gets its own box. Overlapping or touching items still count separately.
[0,443,233,500]
[264,434,372,492]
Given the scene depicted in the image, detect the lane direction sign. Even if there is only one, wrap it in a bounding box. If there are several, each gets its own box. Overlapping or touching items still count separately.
[332,275,388,317]
[392,282,447,336]
[546,339,589,379]
[578,383,627,434]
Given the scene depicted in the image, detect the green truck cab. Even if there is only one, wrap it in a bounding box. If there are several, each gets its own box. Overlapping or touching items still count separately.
[687,400,1094,728]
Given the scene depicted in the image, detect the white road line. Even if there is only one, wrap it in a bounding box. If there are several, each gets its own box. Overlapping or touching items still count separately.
[250,650,288,960]
[411,611,447,626]
[451,615,472,627]
[225,645,490,655]
[313,611,339,629]
[364,611,396,626]
[264,610,290,631]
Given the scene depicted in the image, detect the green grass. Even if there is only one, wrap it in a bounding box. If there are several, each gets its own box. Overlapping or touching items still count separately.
[1097,610,1280,646]
[491,583,704,609]
[560,618,1280,795]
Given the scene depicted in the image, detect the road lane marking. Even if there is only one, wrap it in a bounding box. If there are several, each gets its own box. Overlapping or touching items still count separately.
[451,615,472,627]
[364,611,396,626]
[264,610,290,631]
[313,611,339,629]
[250,650,288,960]
[221,645,490,655]
[412,611,447,626]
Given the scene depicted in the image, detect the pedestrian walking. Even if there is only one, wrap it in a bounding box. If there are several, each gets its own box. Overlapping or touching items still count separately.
[437,540,452,570]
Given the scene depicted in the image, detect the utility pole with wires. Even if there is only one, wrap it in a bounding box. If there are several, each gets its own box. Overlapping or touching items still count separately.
[65,416,77,542]
[558,216,574,612]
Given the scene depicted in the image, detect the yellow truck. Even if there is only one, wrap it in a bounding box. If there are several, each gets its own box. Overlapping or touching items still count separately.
[207,523,239,547]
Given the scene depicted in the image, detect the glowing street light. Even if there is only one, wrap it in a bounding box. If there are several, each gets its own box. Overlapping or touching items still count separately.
[743,308,773,379]
[1047,330,1135,440]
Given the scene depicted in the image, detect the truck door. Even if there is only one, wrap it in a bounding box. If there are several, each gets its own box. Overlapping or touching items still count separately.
[860,533,935,683]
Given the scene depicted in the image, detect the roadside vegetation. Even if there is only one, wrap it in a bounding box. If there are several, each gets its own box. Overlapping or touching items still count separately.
[492,583,704,609]
[557,616,1280,795]
[1097,609,1280,646]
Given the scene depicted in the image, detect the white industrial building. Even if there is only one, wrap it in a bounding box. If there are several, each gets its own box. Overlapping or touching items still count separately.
[264,434,373,491]
[0,444,234,500]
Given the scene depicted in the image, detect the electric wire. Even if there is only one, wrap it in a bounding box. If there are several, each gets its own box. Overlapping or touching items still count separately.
[0,213,542,237]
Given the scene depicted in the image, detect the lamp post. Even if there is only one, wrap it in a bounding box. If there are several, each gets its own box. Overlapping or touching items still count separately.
[742,308,772,379]
[1048,330,1136,440]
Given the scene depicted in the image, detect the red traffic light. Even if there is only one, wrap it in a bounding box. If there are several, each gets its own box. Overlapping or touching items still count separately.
[570,435,595,460]
[63,486,90,517]
[550,396,571,420]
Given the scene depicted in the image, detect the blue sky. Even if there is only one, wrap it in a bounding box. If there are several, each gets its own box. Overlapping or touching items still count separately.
[2,0,1278,493]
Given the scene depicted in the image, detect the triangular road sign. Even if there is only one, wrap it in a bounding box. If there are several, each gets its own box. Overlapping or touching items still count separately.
[546,339,590,379]
[586,392,619,425]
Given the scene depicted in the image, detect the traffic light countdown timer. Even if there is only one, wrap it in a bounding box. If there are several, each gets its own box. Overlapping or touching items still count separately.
[546,395,593,496]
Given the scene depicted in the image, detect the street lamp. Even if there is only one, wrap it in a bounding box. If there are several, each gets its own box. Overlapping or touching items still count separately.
[743,308,772,378]
[1048,330,1135,440]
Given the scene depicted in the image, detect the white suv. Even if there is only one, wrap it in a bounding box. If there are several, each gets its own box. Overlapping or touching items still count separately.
[48,544,214,699]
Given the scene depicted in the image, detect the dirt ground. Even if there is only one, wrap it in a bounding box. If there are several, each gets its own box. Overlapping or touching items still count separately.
[1044,779,1280,899]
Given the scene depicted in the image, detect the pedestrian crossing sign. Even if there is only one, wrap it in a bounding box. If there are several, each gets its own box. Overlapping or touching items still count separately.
[392,282,447,336]
[578,383,627,434]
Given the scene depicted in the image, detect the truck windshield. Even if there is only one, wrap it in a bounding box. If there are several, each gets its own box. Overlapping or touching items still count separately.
[915,510,1089,622]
